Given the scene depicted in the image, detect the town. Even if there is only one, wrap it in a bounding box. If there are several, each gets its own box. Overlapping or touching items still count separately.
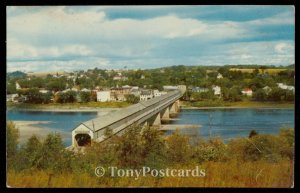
[7,65,295,107]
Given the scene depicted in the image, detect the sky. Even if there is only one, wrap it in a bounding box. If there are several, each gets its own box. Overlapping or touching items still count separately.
[7,5,295,72]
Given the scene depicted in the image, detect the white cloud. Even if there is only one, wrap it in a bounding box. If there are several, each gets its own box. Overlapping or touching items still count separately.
[6,6,295,72]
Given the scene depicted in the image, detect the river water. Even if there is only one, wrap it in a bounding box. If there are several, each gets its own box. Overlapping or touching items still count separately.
[7,108,294,146]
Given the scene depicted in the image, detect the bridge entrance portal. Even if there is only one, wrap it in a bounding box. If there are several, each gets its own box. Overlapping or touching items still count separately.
[75,134,91,146]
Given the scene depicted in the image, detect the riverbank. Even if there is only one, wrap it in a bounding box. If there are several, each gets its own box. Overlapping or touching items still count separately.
[7,101,125,112]
[12,121,70,144]
[181,100,294,109]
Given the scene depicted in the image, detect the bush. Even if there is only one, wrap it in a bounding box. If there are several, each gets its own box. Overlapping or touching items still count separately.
[192,137,228,163]
[7,121,20,169]
[165,130,191,163]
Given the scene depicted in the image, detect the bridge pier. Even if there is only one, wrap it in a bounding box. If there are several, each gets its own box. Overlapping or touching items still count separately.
[149,112,161,126]
[161,107,170,119]
[169,100,180,114]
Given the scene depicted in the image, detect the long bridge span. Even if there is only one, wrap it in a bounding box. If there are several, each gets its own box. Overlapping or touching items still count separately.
[71,90,184,147]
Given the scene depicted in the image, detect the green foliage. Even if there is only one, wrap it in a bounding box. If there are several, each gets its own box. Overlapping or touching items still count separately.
[227,131,294,163]
[125,94,140,104]
[7,83,17,94]
[222,87,242,102]
[192,137,228,163]
[57,91,77,103]
[190,90,214,101]
[79,91,91,103]
[165,130,191,163]
[7,121,20,168]
[115,124,144,168]
[253,89,267,101]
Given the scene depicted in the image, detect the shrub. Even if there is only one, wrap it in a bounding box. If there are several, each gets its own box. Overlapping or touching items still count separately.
[165,130,191,163]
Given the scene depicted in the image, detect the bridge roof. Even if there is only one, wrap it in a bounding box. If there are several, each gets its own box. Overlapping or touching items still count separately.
[77,90,181,132]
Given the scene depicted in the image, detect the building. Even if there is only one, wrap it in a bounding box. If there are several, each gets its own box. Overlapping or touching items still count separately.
[163,85,178,92]
[177,85,187,93]
[192,87,209,93]
[113,75,128,81]
[16,82,21,90]
[153,90,161,97]
[277,83,294,92]
[263,86,272,94]
[110,87,131,101]
[217,73,223,79]
[140,90,153,101]
[39,89,50,94]
[212,85,221,96]
[241,88,253,96]
[130,87,141,97]
[6,94,19,102]
[81,88,91,92]
[97,91,111,102]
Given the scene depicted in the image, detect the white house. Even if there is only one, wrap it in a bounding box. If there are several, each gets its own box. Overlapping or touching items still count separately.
[140,90,153,101]
[97,91,111,102]
[81,88,91,92]
[16,82,21,90]
[212,85,221,96]
[277,83,294,92]
[217,73,223,79]
[6,94,19,102]
[39,89,50,94]
[241,88,253,96]
[153,90,161,97]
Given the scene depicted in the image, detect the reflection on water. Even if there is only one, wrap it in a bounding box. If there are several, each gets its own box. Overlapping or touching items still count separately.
[7,108,294,146]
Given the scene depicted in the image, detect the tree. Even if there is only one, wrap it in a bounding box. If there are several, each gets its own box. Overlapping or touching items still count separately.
[253,89,267,101]
[79,91,91,103]
[6,82,17,94]
[7,121,19,168]
[165,130,191,163]
[115,124,144,168]
[17,135,43,170]
[39,133,67,171]
[249,130,258,138]
[125,94,139,104]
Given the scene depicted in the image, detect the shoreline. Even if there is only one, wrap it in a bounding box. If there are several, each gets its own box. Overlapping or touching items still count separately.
[7,107,120,112]
[7,106,294,112]
[12,121,70,144]
[181,106,294,110]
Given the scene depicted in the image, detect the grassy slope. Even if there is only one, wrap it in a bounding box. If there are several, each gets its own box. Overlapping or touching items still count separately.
[7,160,293,187]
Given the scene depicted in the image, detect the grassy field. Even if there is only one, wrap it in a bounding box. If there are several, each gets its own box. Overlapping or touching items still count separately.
[7,101,130,109]
[7,160,293,187]
[182,100,294,108]
[229,68,287,74]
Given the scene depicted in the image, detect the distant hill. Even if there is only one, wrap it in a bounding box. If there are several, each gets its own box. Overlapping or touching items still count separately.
[7,71,27,78]
[286,64,295,69]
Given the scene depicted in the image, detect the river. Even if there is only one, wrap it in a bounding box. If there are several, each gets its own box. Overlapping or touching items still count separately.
[6,108,294,146]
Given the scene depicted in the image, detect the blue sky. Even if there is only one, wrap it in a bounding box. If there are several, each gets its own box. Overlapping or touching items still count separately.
[7,6,295,72]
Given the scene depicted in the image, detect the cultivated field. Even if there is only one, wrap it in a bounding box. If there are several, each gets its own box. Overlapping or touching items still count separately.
[229,68,287,74]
